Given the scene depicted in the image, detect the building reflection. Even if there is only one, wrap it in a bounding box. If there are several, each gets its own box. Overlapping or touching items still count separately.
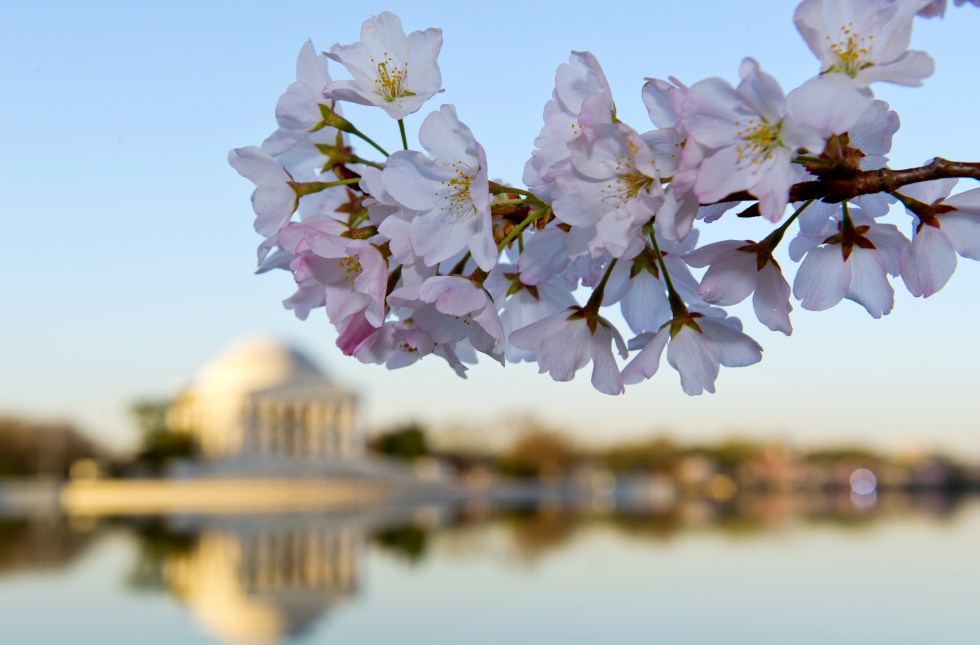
[164,521,361,643]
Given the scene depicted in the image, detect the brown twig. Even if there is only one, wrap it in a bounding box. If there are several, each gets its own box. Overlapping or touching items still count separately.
[722,158,980,217]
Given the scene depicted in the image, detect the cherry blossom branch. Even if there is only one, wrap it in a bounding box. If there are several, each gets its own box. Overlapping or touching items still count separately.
[732,159,980,217]
[232,5,980,398]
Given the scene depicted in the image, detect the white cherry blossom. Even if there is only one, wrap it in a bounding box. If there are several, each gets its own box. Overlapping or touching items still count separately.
[524,51,615,203]
[792,214,908,318]
[228,146,297,238]
[325,12,443,119]
[552,121,664,257]
[510,307,627,395]
[485,266,578,363]
[899,179,980,296]
[388,276,505,362]
[679,59,820,222]
[622,312,762,395]
[794,0,934,87]
[383,105,496,270]
[684,240,794,335]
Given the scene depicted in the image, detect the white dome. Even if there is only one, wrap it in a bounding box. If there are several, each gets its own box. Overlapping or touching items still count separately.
[192,337,328,400]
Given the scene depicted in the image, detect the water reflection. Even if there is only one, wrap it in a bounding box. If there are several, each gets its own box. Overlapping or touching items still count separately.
[166,524,358,642]
[0,515,100,576]
[0,493,974,643]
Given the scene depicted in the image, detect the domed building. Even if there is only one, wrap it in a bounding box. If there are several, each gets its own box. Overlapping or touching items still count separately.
[169,338,360,463]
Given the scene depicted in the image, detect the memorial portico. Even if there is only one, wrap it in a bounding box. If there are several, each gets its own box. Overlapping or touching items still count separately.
[169,338,361,462]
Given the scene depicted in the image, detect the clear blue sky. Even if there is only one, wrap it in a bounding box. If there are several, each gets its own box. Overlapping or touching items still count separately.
[2,1,978,454]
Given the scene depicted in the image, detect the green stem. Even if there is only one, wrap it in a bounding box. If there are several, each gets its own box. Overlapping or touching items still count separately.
[763,199,813,250]
[290,177,362,197]
[488,181,543,203]
[793,155,833,165]
[841,200,854,229]
[586,258,618,310]
[350,126,390,158]
[350,210,370,228]
[350,155,385,170]
[650,227,686,318]
[890,190,926,215]
[398,119,409,151]
[497,206,548,252]
[493,198,531,207]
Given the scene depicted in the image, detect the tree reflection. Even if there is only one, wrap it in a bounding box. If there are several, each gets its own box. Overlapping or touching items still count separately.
[0,516,98,576]
[373,524,429,564]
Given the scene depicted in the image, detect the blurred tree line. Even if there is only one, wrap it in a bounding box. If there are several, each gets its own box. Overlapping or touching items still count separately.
[367,419,970,489]
[125,400,198,476]
[0,417,100,478]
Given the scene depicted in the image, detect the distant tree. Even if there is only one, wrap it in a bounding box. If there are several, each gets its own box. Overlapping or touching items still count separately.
[601,436,680,475]
[0,417,100,478]
[130,400,197,475]
[369,422,430,460]
[124,519,197,592]
[372,524,429,564]
[497,430,575,480]
[696,439,767,472]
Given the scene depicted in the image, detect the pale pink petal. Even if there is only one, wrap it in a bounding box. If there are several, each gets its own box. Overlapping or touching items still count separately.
[697,251,758,306]
[944,186,980,216]
[900,225,956,297]
[518,227,571,285]
[621,272,671,334]
[794,245,850,311]
[589,327,625,395]
[409,210,475,266]
[681,78,742,149]
[537,321,592,381]
[753,263,793,335]
[699,318,764,367]
[736,58,786,122]
[939,212,980,260]
[666,327,719,395]
[786,73,872,138]
[845,250,894,318]
[857,50,934,87]
[621,329,669,385]
[417,105,475,167]
[419,276,487,316]
[901,177,958,205]
[683,239,745,267]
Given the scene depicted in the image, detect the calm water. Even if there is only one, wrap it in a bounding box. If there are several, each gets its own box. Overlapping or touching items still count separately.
[0,495,978,644]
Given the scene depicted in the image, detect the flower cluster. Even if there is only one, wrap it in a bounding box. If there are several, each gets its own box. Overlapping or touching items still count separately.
[231,3,980,396]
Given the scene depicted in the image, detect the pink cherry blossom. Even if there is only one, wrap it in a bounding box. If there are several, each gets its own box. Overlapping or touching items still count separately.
[524,51,615,203]
[603,231,704,334]
[552,121,664,257]
[899,179,980,296]
[792,216,908,318]
[388,276,505,363]
[228,146,296,238]
[485,266,578,363]
[680,58,823,221]
[279,41,331,128]
[622,312,762,395]
[684,240,794,335]
[510,308,627,395]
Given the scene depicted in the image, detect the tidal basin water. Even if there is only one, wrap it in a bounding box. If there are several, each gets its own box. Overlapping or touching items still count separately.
[1,496,978,644]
